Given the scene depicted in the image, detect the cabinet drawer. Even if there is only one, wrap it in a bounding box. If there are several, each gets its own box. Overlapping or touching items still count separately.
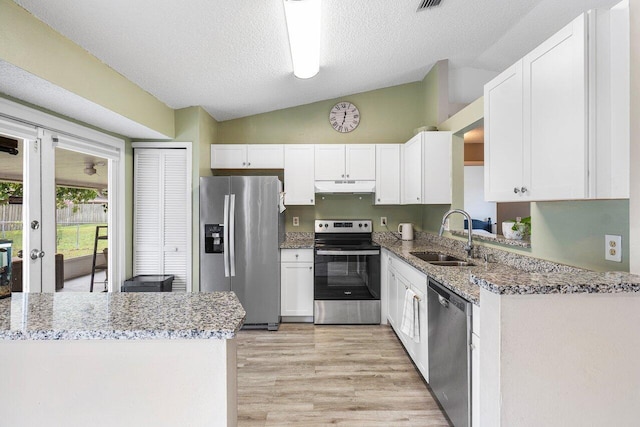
[281,248,314,263]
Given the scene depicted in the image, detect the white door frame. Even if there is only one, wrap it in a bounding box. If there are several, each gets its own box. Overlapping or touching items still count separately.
[131,142,193,292]
[0,97,126,292]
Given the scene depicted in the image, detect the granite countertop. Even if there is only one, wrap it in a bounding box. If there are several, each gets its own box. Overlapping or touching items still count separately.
[280,232,314,249]
[375,236,640,306]
[0,292,246,341]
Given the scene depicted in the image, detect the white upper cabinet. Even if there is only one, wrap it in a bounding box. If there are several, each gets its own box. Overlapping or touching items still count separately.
[484,7,630,202]
[524,14,587,200]
[315,144,375,180]
[375,144,401,205]
[484,62,525,202]
[402,134,423,204]
[402,131,452,205]
[211,144,283,169]
[314,145,345,180]
[345,144,376,180]
[284,144,315,205]
[211,144,246,169]
[423,132,453,204]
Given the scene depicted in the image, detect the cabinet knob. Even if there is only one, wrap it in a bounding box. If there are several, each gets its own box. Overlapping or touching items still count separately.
[309,266,312,270]
[242,162,246,166]
[513,187,520,194]
[377,198,380,202]
[341,174,345,178]
[346,174,350,178]
[310,199,314,203]
[521,186,527,193]
[295,254,299,258]
[417,197,420,201]
[247,162,251,166]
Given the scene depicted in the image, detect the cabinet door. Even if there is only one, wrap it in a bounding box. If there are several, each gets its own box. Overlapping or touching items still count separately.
[375,144,401,205]
[247,144,284,169]
[411,284,429,382]
[471,332,480,427]
[284,145,315,205]
[380,250,390,325]
[211,145,247,169]
[402,134,423,204]
[280,261,314,316]
[315,144,345,180]
[387,265,399,327]
[524,13,587,200]
[484,62,524,202]
[134,148,190,292]
[422,132,452,204]
[345,144,375,180]
[396,274,414,354]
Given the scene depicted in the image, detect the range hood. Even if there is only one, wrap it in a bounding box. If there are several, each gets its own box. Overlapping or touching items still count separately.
[314,180,375,194]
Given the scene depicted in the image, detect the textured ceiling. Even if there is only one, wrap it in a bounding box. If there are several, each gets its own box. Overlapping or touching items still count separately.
[11,0,621,125]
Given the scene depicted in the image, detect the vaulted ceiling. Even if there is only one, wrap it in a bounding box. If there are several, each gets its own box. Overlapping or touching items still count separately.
[8,0,621,125]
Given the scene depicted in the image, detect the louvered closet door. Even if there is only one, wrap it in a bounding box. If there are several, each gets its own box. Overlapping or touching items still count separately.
[134,148,189,292]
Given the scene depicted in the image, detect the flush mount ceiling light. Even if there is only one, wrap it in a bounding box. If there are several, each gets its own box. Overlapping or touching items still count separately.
[283,0,321,79]
[84,163,97,176]
[84,161,105,176]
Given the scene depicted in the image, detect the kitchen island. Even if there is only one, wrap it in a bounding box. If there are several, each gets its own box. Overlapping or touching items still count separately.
[375,232,640,426]
[0,292,245,427]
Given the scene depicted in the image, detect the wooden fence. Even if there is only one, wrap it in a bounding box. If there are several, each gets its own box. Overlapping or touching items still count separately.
[0,203,108,233]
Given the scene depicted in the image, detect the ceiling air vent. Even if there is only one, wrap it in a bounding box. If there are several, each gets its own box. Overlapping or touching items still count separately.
[417,0,442,11]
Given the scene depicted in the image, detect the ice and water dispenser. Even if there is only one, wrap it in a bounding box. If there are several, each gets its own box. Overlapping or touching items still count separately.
[204,224,224,253]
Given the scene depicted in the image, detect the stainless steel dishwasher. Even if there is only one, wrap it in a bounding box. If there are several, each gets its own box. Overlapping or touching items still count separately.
[428,278,472,427]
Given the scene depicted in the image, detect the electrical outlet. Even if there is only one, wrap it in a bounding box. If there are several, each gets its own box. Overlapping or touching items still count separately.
[380,217,387,227]
[293,217,299,227]
[605,234,622,262]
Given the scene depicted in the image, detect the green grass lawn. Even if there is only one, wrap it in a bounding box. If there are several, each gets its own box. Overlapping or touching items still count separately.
[1,223,107,259]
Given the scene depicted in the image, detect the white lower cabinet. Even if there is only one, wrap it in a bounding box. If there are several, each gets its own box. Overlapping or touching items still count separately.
[280,249,314,318]
[384,252,429,382]
[471,303,480,426]
[472,332,480,427]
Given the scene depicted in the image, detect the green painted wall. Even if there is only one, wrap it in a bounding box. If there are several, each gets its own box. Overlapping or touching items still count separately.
[174,107,218,291]
[421,63,440,127]
[0,0,175,138]
[284,195,423,233]
[217,82,424,145]
[530,200,629,271]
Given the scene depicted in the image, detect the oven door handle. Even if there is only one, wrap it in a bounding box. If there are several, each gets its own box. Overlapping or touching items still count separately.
[315,250,380,256]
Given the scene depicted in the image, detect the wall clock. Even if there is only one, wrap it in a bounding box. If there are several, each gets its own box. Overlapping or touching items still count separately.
[329,102,360,133]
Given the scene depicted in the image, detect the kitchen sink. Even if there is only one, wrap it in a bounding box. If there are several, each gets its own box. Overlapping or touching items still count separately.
[410,252,475,267]
[428,260,475,267]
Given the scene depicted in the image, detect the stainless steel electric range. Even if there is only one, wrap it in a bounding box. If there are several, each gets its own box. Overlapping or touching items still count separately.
[313,220,381,324]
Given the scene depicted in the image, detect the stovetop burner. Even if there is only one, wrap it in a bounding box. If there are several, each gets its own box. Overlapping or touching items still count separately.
[314,220,376,249]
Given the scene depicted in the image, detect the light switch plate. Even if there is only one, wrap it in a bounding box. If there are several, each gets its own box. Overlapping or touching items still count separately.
[605,234,622,262]
[293,217,299,227]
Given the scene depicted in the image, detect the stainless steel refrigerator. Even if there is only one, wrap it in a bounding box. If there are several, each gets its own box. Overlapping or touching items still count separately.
[199,176,284,330]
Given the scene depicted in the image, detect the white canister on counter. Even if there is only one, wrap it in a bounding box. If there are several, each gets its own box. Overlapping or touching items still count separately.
[398,223,414,241]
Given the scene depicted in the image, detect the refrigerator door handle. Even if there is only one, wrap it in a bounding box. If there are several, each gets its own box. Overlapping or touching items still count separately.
[223,194,230,277]
[229,193,236,277]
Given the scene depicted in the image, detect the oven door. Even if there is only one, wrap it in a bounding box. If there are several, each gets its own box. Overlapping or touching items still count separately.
[314,249,380,300]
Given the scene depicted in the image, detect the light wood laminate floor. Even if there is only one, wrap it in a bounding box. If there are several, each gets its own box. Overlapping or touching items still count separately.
[237,323,451,426]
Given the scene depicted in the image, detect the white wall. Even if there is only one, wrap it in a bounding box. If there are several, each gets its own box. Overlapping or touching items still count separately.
[480,289,640,426]
[1,339,237,427]
[464,165,497,224]
[449,67,499,105]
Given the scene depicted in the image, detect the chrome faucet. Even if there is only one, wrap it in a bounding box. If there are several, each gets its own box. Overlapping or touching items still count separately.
[439,209,474,258]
